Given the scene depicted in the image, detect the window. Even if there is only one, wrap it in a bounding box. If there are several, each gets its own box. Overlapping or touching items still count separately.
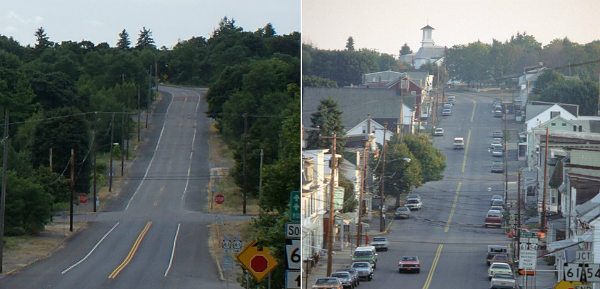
[562,123,567,126]
[551,111,560,118]
[551,123,556,126]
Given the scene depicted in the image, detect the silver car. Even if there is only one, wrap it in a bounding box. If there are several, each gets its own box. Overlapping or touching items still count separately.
[490,273,517,288]
[330,271,354,289]
[351,262,373,281]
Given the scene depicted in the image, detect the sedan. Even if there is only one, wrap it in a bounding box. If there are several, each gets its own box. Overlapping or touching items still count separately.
[490,273,517,289]
[394,207,411,219]
[336,268,359,287]
[491,195,503,204]
[442,108,452,116]
[493,130,503,138]
[491,162,504,173]
[488,263,512,280]
[398,256,421,273]
[330,271,354,289]
[492,148,503,157]
[351,262,373,281]
[313,277,343,289]
[434,128,444,136]
[491,140,503,149]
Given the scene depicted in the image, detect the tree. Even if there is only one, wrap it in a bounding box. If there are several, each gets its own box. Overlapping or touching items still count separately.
[402,134,446,183]
[117,29,131,50]
[339,175,357,213]
[400,43,412,55]
[532,69,566,95]
[305,96,346,153]
[346,36,355,51]
[34,27,53,51]
[135,27,156,50]
[302,75,338,87]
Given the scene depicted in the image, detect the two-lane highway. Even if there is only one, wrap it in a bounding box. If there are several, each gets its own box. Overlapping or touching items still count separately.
[0,86,243,289]
[362,92,514,288]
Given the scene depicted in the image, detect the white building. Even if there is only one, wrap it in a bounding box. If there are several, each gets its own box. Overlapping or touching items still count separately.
[399,25,445,69]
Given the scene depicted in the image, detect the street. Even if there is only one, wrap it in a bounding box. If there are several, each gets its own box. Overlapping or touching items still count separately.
[0,86,245,289]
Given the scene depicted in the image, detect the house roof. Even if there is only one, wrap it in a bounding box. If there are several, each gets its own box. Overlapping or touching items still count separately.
[421,25,434,30]
[530,101,579,118]
[414,45,445,59]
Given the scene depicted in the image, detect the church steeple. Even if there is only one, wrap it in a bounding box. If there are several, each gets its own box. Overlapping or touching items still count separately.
[420,24,435,47]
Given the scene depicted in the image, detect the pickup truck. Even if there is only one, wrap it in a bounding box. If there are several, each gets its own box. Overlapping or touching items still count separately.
[485,209,502,227]
[370,237,388,251]
[486,245,508,266]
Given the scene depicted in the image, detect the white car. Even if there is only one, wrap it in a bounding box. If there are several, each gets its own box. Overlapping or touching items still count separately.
[488,263,512,280]
[490,273,517,289]
[434,128,444,136]
[491,140,503,149]
[442,108,452,116]
[405,198,422,210]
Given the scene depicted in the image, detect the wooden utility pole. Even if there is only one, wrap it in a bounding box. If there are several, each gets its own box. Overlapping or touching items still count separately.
[325,135,337,277]
[357,144,367,247]
[69,149,75,232]
[0,110,9,272]
[399,94,404,142]
[542,127,549,232]
[517,168,522,258]
[121,107,125,176]
[380,123,388,232]
[93,117,97,212]
[504,103,508,203]
[137,86,141,142]
[242,113,248,215]
[109,112,115,192]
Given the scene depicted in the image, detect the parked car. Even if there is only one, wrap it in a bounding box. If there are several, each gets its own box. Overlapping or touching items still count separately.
[352,246,378,268]
[493,130,503,138]
[490,253,510,266]
[443,103,452,109]
[491,162,504,173]
[312,277,343,289]
[434,128,444,136]
[336,268,359,287]
[494,110,503,117]
[491,195,503,204]
[394,207,411,219]
[398,256,421,273]
[490,273,517,289]
[486,245,509,265]
[370,237,388,251]
[492,148,503,157]
[491,140,503,149]
[351,262,373,281]
[492,199,505,207]
[485,209,503,227]
[488,263,512,280]
[442,108,452,116]
[490,205,504,212]
[405,198,422,210]
[330,271,354,289]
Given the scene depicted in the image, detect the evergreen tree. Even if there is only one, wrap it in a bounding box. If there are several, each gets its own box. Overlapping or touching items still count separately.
[34,27,53,51]
[306,96,346,153]
[117,29,131,50]
[400,42,412,55]
[346,36,355,51]
[135,27,156,50]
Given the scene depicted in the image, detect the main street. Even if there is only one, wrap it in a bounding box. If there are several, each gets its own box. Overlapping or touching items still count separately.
[363,91,516,288]
[0,86,246,288]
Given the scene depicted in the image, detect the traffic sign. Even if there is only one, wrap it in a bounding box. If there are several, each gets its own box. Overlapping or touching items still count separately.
[519,249,537,270]
[237,241,278,281]
[222,236,231,253]
[289,191,300,222]
[576,250,593,263]
[286,270,301,289]
[286,239,301,269]
[215,193,225,204]
[286,223,301,239]
[574,285,593,289]
[222,255,233,271]
[78,193,88,204]
[564,263,582,281]
[233,237,242,253]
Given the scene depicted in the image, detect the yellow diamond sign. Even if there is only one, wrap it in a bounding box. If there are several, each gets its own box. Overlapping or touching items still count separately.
[237,240,278,281]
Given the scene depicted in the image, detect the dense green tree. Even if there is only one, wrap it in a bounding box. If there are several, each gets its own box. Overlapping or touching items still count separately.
[539,79,599,116]
[305,96,346,153]
[400,43,412,56]
[339,175,358,213]
[34,27,53,52]
[302,75,338,87]
[4,171,53,235]
[532,69,566,95]
[346,36,355,51]
[401,134,446,182]
[117,29,131,50]
[135,27,156,50]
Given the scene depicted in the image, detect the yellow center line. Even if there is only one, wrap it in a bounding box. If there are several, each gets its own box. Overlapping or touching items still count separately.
[470,99,477,122]
[461,130,471,173]
[108,221,152,279]
[445,182,461,232]
[422,244,443,289]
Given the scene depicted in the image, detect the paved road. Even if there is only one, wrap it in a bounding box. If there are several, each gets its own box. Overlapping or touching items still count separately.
[0,86,246,289]
[359,92,516,288]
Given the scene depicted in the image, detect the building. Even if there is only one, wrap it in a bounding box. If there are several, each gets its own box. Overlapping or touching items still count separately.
[399,25,445,69]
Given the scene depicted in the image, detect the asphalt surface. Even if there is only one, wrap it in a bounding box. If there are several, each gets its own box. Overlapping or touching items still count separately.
[0,86,247,289]
[305,91,557,289]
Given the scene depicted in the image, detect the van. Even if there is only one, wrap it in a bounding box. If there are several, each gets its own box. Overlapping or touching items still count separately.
[453,137,465,149]
[352,246,378,268]
[486,245,508,265]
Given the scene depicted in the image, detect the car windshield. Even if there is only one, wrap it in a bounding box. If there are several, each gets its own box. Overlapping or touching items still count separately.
[401,257,417,261]
[331,273,348,278]
[492,263,510,269]
[407,200,419,204]
[316,279,338,284]
[372,237,385,242]
[352,263,368,268]
[354,251,372,257]
[493,274,514,279]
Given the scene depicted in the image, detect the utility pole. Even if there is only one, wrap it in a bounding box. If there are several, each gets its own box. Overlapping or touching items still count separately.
[324,135,338,277]
[504,103,508,203]
[542,127,549,232]
[517,168,522,258]
[69,149,75,232]
[242,113,248,215]
[121,107,125,176]
[109,112,115,192]
[379,123,388,232]
[0,110,9,272]
[137,86,141,142]
[93,116,97,212]
[146,65,151,128]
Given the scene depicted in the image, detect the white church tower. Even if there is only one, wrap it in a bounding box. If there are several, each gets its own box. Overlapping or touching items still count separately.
[420,25,435,46]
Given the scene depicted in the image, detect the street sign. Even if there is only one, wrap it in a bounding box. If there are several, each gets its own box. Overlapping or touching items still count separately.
[585,263,600,282]
[576,250,593,263]
[285,270,301,289]
[222,236,231,253]
[519,249,537,270]
[286,239,301,270]
[509,214,516,220]
[237,240,278,281]
[215,193,225,204]
[233,237,242,253]
[222,255,233,271]
[289,191,300,222]
[78,193,88,204]
[574,285,593,289]
[520,243,538,251]
[564,263,582,281]
[285,223,301,239]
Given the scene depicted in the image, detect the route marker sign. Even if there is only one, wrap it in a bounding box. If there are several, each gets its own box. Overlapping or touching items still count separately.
[285,239,301,269]
[222,236,231,253]
[222,255,233,271]
[289,191,300,222]
[286,223,301,239]
[233,237,242,253]
[286,270,301,289]
[237,240,278,281]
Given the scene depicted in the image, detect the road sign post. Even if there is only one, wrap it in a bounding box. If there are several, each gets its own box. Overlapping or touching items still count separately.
[237,240,278,282]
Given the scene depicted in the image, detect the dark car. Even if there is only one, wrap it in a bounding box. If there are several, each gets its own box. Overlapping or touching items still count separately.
[394,207,411,219]
[491,162,504,173]
[398,256,421,273]
[336,268,359,287]
[351,262,373,281]
[330,271,354,289]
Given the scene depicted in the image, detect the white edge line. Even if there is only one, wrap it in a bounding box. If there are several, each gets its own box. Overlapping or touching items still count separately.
[61,222,120,274]
[164,223,181,277]
[125,90,174,211]
[181,91,201,203]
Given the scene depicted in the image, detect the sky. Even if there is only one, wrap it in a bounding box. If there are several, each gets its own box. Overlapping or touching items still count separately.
[302,0,600,57]
[0,0,300,49]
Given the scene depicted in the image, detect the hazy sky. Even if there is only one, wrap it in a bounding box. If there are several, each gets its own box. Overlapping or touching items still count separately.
[0,0,300,48]
[302,0,600,56]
